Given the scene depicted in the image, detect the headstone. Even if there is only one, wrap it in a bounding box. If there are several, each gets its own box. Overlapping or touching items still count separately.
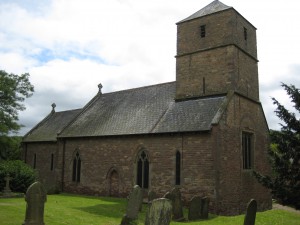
[164,188,184,221]
[145,198,172,225]
[188,196,202,220]
[120,185,142,225]
[22,182,47,225]
[243,199,257,225]
[148,190,157,202]
[201,196,209,219]
[3,175,12,196]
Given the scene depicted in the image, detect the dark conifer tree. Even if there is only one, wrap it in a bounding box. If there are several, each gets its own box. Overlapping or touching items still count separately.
[254,83,300,209]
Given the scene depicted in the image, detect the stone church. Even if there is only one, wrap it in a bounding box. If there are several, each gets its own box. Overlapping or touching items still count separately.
[22,0,272,215]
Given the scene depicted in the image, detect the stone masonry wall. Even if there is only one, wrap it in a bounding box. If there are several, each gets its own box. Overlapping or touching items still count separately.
[24,142,59,192]
[176,9,259,101]
[214,94,272,215]
[62,133,217,206]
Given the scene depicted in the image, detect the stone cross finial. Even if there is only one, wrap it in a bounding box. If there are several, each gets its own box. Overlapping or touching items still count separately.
[51,103,56,112]
[98,83,103,94]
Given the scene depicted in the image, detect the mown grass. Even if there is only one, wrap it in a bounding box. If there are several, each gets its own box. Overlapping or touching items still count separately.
[0,193,299,225]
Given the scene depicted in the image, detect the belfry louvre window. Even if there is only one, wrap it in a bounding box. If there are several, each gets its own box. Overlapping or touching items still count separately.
[175,151,181,185]
[242,132,253,169]
[72,152,81,182]
[137,151,149,188]
[200,25,206,38]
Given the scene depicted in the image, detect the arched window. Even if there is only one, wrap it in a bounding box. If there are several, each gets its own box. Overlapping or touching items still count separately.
[33,153,37,169]
[137,151,149,189]
[50,153,54,171]
[72,152,81,182]
[175,151,181,185]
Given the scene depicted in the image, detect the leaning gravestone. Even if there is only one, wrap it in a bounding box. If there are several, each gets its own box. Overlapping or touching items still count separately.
[120,185,142,225]
[188,196,202,220]
[22,181,47,225]
[201,196,210,219]
[243,199,257,225]
[164,188,184,221]
[145,198,172,225]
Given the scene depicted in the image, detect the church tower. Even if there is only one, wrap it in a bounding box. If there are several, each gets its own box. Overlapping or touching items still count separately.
[175,0,259,101]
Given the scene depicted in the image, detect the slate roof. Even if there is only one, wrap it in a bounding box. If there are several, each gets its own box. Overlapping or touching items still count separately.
[59,82,226,138]
[178,0,232,24]
[23,108,81,142]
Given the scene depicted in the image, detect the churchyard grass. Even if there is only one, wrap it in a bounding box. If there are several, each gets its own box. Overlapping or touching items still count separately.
[0,193,299,225]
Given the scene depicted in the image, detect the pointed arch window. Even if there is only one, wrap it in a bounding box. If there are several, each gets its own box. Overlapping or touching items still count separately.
[137,151,149,189]
[50,153,54,171]
[175,151,181,185]
[33,153,37,169]
[72,152,81,182]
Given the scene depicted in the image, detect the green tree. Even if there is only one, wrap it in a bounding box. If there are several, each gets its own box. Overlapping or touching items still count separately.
[254,83,300,209]
[0,70,34,160]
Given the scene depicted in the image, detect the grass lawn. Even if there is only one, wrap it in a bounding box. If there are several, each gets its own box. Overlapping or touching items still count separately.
[0,193,299,225]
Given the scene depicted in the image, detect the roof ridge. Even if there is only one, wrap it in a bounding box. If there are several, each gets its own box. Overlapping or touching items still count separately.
[55,108,82,114]
[102,81,175,96]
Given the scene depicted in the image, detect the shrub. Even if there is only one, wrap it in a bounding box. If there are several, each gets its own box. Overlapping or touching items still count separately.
[0,160,37,193]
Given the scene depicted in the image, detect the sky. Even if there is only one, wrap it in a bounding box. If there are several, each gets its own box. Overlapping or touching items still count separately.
[0,0,299,135]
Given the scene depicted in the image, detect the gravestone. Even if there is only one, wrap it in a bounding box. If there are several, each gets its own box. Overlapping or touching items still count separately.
[164,188,184,221]
[3,175,12,196]
[22,182,47,225]
[188,196,202,220]
[145,198,172,225]
[120,185,142,225]
[201,196,210,219]
[148,190,157,202]
[243,199,257,225]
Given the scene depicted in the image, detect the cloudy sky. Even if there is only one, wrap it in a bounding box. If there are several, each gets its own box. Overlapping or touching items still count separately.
[0,0,299,135]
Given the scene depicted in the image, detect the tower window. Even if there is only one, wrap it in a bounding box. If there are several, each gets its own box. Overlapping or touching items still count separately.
[244,27,247,41]
[137,150,149,189]
[72,151,81,182]
[242,132,253,169]
[200,25,206,38]
[175,151,181,185]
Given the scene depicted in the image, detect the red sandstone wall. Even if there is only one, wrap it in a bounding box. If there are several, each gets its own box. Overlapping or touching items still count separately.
[24,142,59,192]
[214,94,272,215]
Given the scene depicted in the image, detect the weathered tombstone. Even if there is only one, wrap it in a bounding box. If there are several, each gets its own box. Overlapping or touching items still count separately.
[201,196,210,219]
[164,188,184,221]
[3,174,12,196]
[148,190,157,202]
[145,198,172,225]
[22,182,47,225]
[188,196,202,220]
[120,185,142,225]
[243,199,257,225]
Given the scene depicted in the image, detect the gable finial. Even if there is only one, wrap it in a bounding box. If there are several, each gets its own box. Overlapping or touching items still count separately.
[98,83,103,94]
[51,103,56,113]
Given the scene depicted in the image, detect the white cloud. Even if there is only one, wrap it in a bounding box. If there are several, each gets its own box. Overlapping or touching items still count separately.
[0,0,299,135]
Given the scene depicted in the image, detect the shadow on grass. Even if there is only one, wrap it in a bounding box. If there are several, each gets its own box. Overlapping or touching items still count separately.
[72,196,127,219]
